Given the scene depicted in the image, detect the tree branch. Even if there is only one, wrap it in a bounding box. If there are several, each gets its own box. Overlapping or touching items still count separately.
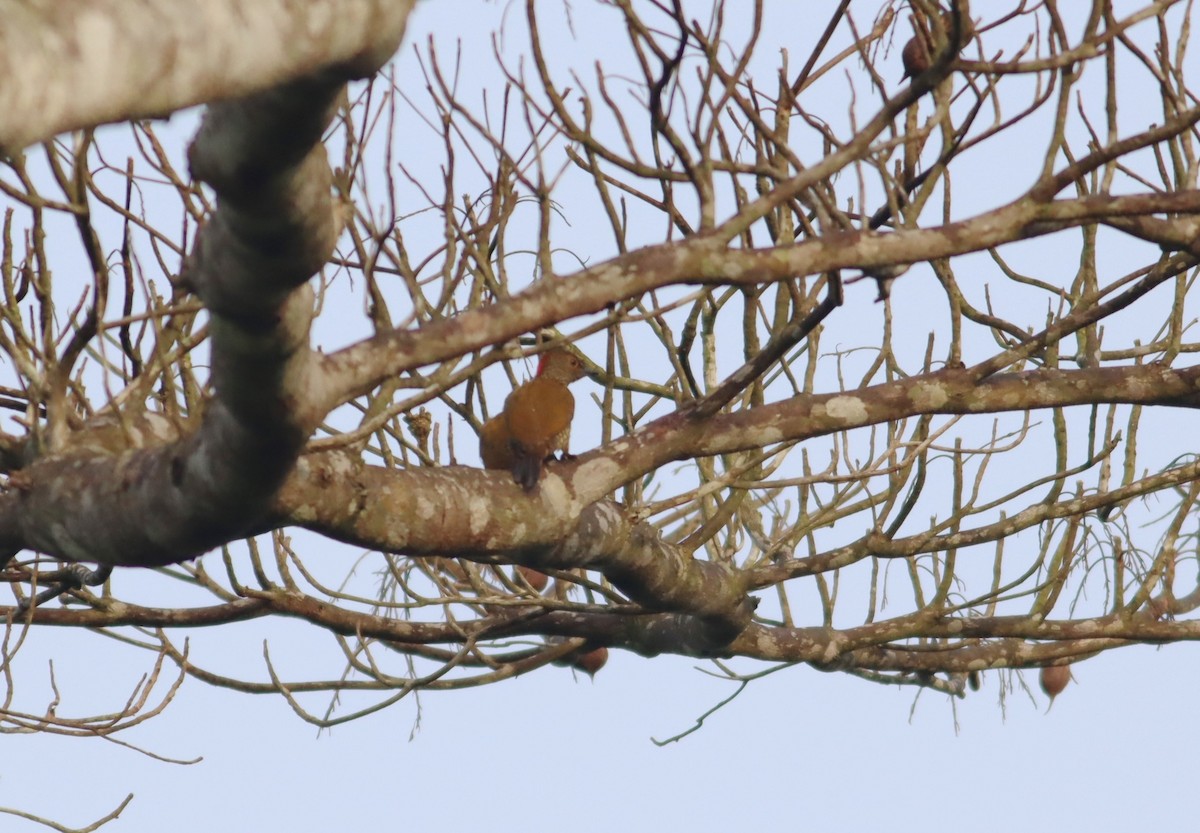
[0,0,415,153]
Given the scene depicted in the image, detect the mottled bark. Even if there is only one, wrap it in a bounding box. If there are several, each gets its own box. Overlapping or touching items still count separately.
[0,10,411,566]
[320,188,1200,403]
[245,360,1200,657]
[1,0,1198,713]
[0,0,415,153]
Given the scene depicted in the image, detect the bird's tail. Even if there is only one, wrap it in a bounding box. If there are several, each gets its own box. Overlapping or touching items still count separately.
[510,444,542,491]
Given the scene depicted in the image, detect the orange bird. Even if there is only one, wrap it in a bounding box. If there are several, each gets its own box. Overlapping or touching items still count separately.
[479,348,590,490]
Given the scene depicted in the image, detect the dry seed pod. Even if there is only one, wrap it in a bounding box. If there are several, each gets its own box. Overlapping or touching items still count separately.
[515,565,549,593]
[1040,665,1071,701]
[572,647,608,679]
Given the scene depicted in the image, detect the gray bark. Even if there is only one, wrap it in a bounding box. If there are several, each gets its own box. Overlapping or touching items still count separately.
[0,2,413,566]
[0,0,414,153]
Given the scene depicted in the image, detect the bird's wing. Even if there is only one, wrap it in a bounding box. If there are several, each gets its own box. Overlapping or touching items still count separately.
[504,378,575,453]
[479,415,515,469]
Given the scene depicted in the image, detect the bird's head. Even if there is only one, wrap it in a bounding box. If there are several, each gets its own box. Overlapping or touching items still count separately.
[536,347,591,384]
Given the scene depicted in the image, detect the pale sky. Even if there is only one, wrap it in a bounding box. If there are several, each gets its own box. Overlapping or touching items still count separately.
[5,3,1200,831]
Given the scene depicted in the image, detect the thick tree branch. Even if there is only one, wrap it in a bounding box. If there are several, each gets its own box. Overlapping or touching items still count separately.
[10,583,1197,671]
[322,189,1200,404]
[0,66,398,567]
[220,361,1199,659]
[0,0,415,153]
[275,454,754,649]
[567,361,1200,506]
[271,363,1200,563]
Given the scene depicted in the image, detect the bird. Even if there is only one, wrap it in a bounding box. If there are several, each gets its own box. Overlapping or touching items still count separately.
[479,347,590,491]
[479,412,517,471]
[901,10,972,80]
[901,29,933,79]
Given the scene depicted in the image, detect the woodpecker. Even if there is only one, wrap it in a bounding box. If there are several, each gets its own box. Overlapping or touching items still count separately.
[479,413,516,471]
[901,28,933,79]
[479,347,589,490]
[901,10,973,80]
